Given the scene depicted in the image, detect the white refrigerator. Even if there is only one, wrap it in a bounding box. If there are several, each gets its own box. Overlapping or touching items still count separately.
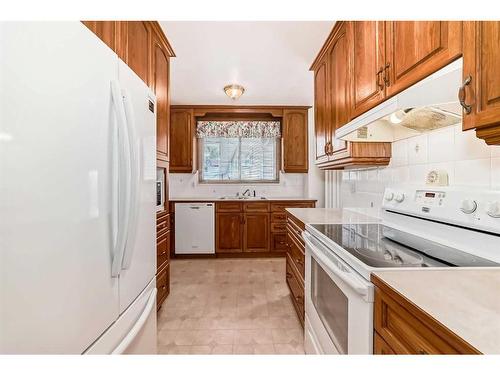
[0,22,157,354]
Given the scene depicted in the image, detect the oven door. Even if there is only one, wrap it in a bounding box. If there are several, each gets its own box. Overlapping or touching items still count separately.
[303,231,374,354]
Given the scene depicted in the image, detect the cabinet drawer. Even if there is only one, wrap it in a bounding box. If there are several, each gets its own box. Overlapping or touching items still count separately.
[271,212,287,222]
[271,233,287,252]
[156,231,170,271]
[287,214,305,231]
[287,232,305,278]
[244,202,270,212]
[156,215,170,237]
[271,222,287,233]
[156,264,169,309]
[286,254,304,324]
[271,201,314,212]
[374,333,395,355]
[216,202,242,212]
[374,286,476,354]
[287,221,304,246]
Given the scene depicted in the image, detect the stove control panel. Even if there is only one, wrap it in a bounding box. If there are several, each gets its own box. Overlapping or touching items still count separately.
[415,190,445,206]
[382,186,500,235]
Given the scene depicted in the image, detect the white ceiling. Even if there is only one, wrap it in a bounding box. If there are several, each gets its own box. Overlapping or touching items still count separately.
[159,21,334,106]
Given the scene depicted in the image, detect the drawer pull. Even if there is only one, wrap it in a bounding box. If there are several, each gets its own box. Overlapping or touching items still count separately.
[458,75,472,114]
[418,349,428,355]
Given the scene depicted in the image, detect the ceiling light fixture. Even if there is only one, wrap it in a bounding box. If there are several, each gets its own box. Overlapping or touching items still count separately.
[224,84,245,100]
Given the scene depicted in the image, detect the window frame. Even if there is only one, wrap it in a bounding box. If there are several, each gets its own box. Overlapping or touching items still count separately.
[197,121,282,185]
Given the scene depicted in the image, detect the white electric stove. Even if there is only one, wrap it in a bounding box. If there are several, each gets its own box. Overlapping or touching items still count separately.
[303,185,500,355]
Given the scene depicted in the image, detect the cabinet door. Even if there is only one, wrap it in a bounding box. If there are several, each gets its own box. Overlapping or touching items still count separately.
[348,21,386,119]
[120,21,150,85]
[385,21,462,96]
[152,33,170,161]
[283,109,308,172]
[462,21,500,144]
[216,213,243,253]
[314,59,329,163]
[328,22,350,158]
[82,21,117,51]
[170,108,194,172]
[243,213,270,252]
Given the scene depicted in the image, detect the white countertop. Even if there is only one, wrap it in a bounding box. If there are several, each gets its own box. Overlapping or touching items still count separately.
[373,269,500,354]
[169,197,317,202]
[285,207,380,224]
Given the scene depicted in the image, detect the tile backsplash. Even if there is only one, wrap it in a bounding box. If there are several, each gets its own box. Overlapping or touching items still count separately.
[338,124,500,209]
[169,171,307,198]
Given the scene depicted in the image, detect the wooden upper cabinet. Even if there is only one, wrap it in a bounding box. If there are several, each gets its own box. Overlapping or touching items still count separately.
[385,21,462,96]
[82,21,117,51]
[313,60,329,162]
[120,21,151,85]
[170,108,194,172]
[462,21,500,145]
[243,213,270,252]
[328,22,349,157]
[152,32,170,161]
[282,109,308,173]
[348,21,386,119]
[311,21,391,170]
[216,213,243,253]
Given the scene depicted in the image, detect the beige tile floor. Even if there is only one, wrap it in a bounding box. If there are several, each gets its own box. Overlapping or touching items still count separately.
[157,258,305,354]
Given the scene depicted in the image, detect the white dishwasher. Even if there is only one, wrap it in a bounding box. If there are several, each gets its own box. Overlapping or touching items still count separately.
[175,203,215,254]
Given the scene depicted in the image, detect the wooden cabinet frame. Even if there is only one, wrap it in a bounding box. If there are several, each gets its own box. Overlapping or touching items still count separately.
[170,105,310,174]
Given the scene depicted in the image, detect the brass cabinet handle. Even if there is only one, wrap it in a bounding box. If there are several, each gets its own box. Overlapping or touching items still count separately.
[383,63,391,87]
[458,75,472,114]
[376,67,385,90]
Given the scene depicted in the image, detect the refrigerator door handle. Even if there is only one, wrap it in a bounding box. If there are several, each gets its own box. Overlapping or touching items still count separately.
[110,80,132,278]
[111,288,157,354]
[120,89,140,270]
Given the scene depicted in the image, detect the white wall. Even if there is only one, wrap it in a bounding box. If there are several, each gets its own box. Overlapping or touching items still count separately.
[336,124,500,209]
[169,171,307,198]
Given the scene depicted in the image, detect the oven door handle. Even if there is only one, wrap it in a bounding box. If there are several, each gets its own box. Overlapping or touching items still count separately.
[303,232,373,300]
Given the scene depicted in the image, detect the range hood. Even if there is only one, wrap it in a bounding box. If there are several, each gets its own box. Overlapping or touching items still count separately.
[336,58,463,142]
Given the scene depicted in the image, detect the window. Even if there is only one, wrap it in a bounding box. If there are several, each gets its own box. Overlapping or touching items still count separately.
[197,120,281,183]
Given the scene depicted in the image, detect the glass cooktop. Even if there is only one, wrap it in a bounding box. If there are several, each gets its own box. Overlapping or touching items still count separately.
[310,223,499,268]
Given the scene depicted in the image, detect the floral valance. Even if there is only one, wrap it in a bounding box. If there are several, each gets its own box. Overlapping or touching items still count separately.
[196,121,281,138]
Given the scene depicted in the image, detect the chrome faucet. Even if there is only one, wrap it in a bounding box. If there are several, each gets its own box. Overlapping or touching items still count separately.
[242,189,251,197]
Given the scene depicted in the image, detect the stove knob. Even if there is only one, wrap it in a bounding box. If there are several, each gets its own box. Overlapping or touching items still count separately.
[385,192,394,201]
[460,199,477,214]
[486,201,500,218]
[395,193,405,203]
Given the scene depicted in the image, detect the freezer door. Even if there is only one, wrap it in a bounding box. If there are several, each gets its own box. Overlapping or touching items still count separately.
[117,60,156,313]
[0,22,120,353]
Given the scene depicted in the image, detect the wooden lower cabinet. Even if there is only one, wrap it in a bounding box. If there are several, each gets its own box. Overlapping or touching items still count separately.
[286,254,304,324]
[156,212,171,310]
[372,275,480,354]
[156,263,169,310]
[216,212,244,253]
[213,200,314,255]
[374,333,395,355]
[243,213,270,252]
[285,212,307,326]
